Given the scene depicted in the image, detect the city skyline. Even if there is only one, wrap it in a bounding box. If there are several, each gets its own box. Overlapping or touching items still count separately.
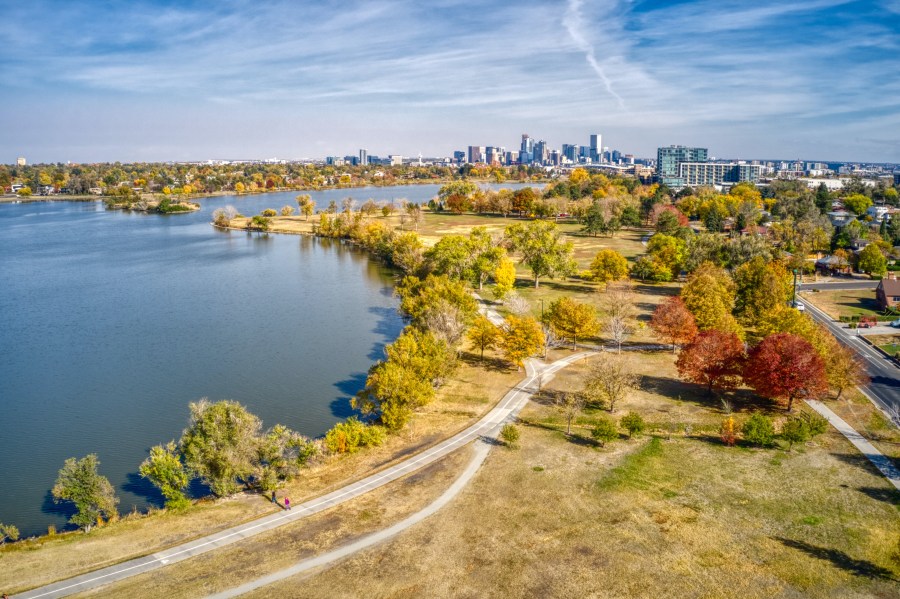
[2,0,898,163]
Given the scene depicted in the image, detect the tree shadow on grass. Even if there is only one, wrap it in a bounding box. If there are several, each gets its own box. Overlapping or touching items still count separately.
[521,418,609,448]
[514,278,596,295]
[774,537,897,581]
[633,284,678,298]
[459,351,511,373]
[829,452,892,479]
[638,375,778,414]
[857,486,900,506]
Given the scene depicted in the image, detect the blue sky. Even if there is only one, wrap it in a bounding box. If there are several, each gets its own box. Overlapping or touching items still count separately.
[1,0,898,163]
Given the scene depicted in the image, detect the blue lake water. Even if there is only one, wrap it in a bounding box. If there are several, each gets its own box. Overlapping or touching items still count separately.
[0,182,534,537]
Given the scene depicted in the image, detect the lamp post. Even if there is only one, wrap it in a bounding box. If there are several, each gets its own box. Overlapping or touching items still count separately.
[792,268,798,307]
[539,298,547,358]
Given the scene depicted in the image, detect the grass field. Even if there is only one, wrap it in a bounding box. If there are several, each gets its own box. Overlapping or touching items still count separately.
[804,289,888,320]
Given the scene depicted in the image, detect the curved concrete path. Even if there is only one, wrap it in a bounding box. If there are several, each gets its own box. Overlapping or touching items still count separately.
[17,352,593,599]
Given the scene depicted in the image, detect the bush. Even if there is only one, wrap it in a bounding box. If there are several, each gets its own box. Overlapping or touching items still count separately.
[801,411,829,438]
[500,423,520,448]
[742,412,775,447]
[280,205,295,216]
[591,417,618,446]
[620,412,646,438]
[0,522,20,543]
[261,208,278,217]
[720,415,737,446]
[781,416,810,451]
[324,417,386,454]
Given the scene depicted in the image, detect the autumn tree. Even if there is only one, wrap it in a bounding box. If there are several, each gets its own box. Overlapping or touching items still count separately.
[425,234,471,280]
[744,333,828,411]
[280,205,295,216]
[733,257,793,325]
[390,232,426,275]
[676,330,745,395]
[582,355,641,412]
[504,220,577,288]
[493,256,517,299]
[501,315,545,370]
[545,297,599,350]
[52,454,119,532]
[720,416,737,446]
[858,243,887,277]
[396,274,478,327]
[587,249,629,284]
[139,441,190,510]
[555,392,585,435]
[255,425,317,494]
[601,284,636,352]
[681,262,742,338]
[468,227,506,290]
[650,296,698,352]
[824,342,869,399]
[297,194,315,220]
[646,233,685,277]
[842,193,873,216]
[179,399,262,497]
[467,315,501,360]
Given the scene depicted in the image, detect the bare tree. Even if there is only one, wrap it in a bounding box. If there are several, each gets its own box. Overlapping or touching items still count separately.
[582,355,641,412]
[342,197,357,213]
[505,292,531,316]
[601,284,636,352]
[406,202,423,231]
[555,392,585,436]
[423,301,467,350]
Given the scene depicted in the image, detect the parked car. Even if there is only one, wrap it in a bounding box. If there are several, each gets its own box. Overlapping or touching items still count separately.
[890,318,900,328]
[793,301,805,312]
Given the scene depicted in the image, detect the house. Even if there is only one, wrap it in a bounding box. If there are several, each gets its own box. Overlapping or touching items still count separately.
[867,205,890,222]
[815,254,851,275]
[875,274,900,310]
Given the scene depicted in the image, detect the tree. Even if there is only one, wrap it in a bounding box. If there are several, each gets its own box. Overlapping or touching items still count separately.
[0,522,20,544]
[733,257,793,325]
[425,234,471,280]
[280,205,295,216]
[620,412,646,438]
[581,201,607,236]
[744,334,828,411]
[646,233,685,276]
[780,416,810,451]
[180,399,262,497]
[493,256,517,299]
[582,355,640,412]
[52,454,119,531]
[556,392,585,435]
[591,417,619,446]
[297,194,315,220]
[676,330,745,395]
[824,342,869,400]
[324,417,386,454]
[742,413,775,447]
[139,441,190,510]
[390,232,425,275]
[858,243,887,277]
[587,249,628,284]
[500,423,520,448]
[438,181,478,213]
[501,315,545,370]
[650,296,698,352]
[601,284,636,352]
[842,193,873,216]
[353,360,434,430]
[720,416,737,446]
[248,215,271,232]
[468,227,505,290]
[681,262,742,337]
[17,186,32,197]
[505,220,577,288]
[256,425,317,494]
[396,274,478,327]
[545,297,599,350]
[467,315,501,360]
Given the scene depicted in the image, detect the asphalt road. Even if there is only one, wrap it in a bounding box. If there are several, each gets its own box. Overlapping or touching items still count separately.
[802,298,900,421]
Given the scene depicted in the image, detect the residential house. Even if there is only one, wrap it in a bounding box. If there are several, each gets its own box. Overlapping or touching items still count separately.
[875,274,900,310]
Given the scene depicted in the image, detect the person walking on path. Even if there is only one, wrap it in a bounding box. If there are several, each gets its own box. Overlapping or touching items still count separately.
[284,497,291,510]
[271,491,277,504]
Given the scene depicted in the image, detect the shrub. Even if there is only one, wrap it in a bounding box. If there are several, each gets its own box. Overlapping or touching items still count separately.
[261,208,278,217]
[591,417,619,446]
[781,416,810,451]
[324,417,386,454]
[801,411,829,438]
[720,415,737,446]
[280,205,295,216]
[742,412,775,447]
[620,412,646,438]
[500,423,520,448]
[0,522,20,543]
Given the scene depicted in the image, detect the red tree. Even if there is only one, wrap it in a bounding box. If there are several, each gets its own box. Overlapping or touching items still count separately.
[744,333,827,412]
[650,296,699,353]
[675,330,745,395]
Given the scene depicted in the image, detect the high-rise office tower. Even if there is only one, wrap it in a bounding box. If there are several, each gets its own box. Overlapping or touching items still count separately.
[359,149,368,166]
[562,144,578,162]
[468,146,486,164]
[520,134,534,164]
[589,134,601,162]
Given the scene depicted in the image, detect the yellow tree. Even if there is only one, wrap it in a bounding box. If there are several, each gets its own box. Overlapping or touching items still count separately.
[545,297,599,350]
[467,315,501,361]
[681,262,742,338]
[587,249,629,285]
[493,256,517,300]
[501,315,545,370]
[733,257,793,325]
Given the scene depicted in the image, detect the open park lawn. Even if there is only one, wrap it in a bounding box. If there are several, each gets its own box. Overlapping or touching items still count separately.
[804,289,887,320]
[82,352,900,599]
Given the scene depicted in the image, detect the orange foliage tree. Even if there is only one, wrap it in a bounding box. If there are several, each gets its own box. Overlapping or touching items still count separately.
[675,330,745,395]
[650,296,699,353]
[744,333,828,411]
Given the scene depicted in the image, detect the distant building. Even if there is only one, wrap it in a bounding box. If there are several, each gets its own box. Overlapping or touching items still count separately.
[562,144,578,162]
[359,149,368,166]
[589,134,601,162]
[467,146,485,164]
[389,155,403,166]
[520,134,534,164]
[453,150,466,164]
[485,146,503,166]
[16,157,25,166]
[505,150,519,164]
[657,145,708,187]
[677,162,762,186]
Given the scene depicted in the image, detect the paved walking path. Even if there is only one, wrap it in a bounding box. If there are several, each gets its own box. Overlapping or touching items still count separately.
[17,352,592,599]
[209,354,573,598]
[806,400,900,490]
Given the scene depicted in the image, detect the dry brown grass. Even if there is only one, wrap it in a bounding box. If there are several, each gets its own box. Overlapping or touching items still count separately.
[803,289,883,320]
[248,353,900,599]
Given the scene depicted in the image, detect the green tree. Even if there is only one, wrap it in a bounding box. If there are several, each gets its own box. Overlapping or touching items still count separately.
[468,227,506,290]
[733,257,793,325]
[396,274,478,326]
[581,201,607,236]
[646,233,685,276]
[620,412,646,438]
[591,417,619,446]
[500,423,520,448]
[505,220,577,288]
[781,416,810,451]
[0,522,21,544]
[425,234,471,279]
[842,193,873,216]
[587,249,629,284]
[353,360,434,430]
[179,399,262,497]
[742,413,775,447]
[139,441,190,510]
[52,454,119,531]
[545,297,599,350]
[858,243,887,276]
[256,425,317,494]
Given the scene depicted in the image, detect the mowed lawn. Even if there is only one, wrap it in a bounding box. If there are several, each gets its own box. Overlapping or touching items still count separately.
[803,289,889,320]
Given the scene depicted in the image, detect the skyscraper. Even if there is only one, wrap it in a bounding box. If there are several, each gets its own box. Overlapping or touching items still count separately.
[467,146,486,164]
[656,145,709,186]
[359,149,368,166]
[589,134,601,162]
[520,134,534,164]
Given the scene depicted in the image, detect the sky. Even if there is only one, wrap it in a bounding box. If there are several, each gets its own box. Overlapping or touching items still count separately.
[1,0,899,164]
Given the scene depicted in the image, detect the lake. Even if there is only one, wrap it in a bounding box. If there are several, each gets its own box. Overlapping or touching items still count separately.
[0,182,535,537]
